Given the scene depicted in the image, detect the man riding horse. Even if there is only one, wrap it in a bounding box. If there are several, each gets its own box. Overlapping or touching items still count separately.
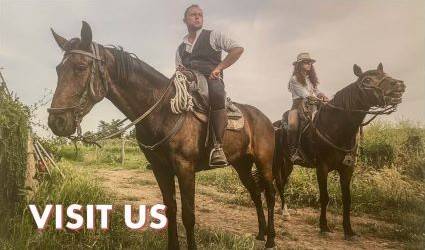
[287,52,328,164]
[175,4,244,168]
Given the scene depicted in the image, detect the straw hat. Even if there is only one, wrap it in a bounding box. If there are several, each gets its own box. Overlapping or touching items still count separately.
[293,52,316,65]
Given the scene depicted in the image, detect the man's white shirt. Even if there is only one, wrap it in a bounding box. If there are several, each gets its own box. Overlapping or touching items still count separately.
[175,28,241,68]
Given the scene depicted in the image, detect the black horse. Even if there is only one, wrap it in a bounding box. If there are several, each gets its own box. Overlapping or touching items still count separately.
[273,63,406,239]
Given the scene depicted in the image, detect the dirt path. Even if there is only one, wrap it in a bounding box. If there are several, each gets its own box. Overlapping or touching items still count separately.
[87,168,405,249]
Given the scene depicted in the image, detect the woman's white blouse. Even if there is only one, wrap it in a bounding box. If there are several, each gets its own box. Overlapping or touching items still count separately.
[288,75,322,100]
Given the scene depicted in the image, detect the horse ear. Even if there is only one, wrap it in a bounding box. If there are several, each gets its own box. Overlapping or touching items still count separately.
[353,64,363,77]
[80,21,92,50]
[377,62,384,73]
[51,28,69,51]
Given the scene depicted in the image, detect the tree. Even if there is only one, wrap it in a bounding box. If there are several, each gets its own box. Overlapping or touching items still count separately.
[97,119,123,139]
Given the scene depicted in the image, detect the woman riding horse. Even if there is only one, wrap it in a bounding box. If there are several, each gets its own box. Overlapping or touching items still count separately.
[287,52,328,164]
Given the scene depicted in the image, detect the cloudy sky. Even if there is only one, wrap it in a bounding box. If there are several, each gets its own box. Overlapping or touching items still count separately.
[1,0,424,136]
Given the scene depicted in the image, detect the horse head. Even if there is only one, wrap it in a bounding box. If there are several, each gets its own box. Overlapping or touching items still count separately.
[353,63,406,108]
[48,21,110,136]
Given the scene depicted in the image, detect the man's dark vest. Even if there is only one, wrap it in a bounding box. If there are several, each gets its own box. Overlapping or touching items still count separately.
[178,29,222,76]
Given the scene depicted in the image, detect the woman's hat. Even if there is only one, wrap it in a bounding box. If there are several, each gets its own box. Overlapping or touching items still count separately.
[293,52,316,65]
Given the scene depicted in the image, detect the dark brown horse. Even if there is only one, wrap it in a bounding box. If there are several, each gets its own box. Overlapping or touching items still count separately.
[47,22,276,249]
[273,63,406,239]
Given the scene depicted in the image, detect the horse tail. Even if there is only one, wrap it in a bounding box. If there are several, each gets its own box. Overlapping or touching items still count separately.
[273,120,285,185]
[252,120,285,193]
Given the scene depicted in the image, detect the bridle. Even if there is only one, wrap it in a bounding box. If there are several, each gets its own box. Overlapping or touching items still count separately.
[324,75,398,127]
[47,42,182,150]
[326,74,395,110]
[47,42,108,137]
[303,74,400,154]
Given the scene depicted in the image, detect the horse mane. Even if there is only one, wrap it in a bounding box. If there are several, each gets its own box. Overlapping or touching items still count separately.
[104,45,170,86]
[328,82,362,110]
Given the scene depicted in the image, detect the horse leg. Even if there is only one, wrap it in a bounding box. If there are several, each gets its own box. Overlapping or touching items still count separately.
[233,160,267,241]
[339,167,358,240]
[274,127,293,219]
[175,160,197,250]
[316,165,331,233]
[151,164,179,250]
[255,158,276,249]
[278,161,293,219]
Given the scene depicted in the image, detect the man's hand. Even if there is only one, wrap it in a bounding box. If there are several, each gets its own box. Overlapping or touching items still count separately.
[209,66,222,80]
[209,47,244,80]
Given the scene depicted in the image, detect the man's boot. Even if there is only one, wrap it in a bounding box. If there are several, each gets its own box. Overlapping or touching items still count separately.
[209,108,229,167]
[287,128,303,165]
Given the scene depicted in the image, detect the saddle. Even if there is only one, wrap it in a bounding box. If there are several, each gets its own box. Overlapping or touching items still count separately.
[279,98,320,166]
[281,98,317,131]
[176,70,244,131]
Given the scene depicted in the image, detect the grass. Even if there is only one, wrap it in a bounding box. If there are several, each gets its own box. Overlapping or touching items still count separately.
[59,123,425,245]
[0,163,259,249]
[5,120,422,248]
[58,139,149,171]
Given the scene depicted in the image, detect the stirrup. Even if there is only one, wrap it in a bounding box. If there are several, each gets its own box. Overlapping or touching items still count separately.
[209,146,229,168]
[342,154,356,167]
[290,149,305,165]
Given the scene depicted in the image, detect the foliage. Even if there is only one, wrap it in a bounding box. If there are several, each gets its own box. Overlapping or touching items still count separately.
[359,120,425,180]
[97,119,125,139]
[0,88,30,215]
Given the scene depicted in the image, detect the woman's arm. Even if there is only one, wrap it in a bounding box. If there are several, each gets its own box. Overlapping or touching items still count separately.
[289,77,309,99]
[313,87,329,101]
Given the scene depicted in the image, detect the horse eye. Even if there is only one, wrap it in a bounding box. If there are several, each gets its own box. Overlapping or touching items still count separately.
[75,64,88,71]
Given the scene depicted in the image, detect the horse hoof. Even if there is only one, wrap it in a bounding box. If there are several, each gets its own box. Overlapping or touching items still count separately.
[281,205,290,220]
[256,234,266,241]
[281,211,291,221]
[320,231,330,236]
[345,233,360,241]
[264,243,276,250]
[320,225,332,234]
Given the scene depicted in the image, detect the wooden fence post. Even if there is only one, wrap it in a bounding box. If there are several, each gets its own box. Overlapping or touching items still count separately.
[121,135,125,166]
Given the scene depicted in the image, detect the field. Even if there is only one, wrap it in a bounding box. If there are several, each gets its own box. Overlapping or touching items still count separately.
[0,121,424,249]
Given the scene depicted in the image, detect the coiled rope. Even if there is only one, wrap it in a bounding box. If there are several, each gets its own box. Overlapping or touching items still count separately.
[170,71,194,114]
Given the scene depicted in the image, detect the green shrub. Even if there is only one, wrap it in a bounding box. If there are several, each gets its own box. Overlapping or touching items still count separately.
[359,121,425,177]
[360,122,396,168]
[0,90,30,215]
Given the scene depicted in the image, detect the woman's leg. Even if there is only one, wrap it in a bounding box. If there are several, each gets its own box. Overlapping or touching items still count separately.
[287,99,302,163]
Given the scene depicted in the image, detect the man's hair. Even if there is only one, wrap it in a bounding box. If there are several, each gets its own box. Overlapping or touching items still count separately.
[183,4,201,20]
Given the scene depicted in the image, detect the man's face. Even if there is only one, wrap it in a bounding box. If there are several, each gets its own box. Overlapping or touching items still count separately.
[184,6,203,31]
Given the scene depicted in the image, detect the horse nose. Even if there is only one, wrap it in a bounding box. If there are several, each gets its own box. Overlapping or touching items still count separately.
[48,113,75,136]
[48,114,63,129]
[57,116,66,127]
